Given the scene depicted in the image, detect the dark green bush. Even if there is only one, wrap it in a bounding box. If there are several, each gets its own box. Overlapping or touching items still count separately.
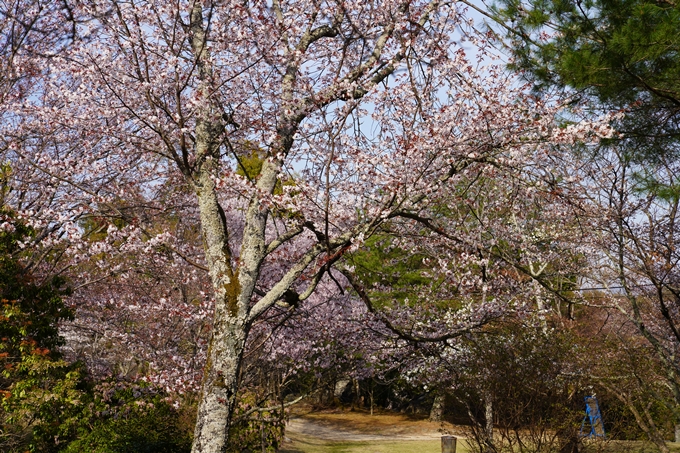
[62,381,192,453]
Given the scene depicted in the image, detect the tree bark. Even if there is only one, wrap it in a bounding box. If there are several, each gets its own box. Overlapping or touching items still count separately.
[188,4,251,451]
[190,135,249,453]
[429,393,445,422]
[191,317,247,453]
[484,394,494,453]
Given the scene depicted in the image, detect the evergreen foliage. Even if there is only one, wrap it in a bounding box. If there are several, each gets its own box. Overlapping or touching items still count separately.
[348,234,433,308]
[61,382,192,453]
[492,0,680,159]
[0,212,84,452]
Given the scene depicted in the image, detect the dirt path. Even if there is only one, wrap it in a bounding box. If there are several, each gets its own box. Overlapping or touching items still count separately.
[286,417,446,441]
[285,409,464,442]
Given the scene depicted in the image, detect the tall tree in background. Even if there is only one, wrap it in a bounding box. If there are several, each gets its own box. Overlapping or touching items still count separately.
[582,149,680,448]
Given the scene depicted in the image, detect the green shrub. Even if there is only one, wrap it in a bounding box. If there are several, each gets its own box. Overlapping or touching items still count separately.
[62,381,192,453]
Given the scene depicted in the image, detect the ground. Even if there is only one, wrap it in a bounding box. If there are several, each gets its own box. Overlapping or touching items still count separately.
[280,407,467,453]
[280,407,680,453]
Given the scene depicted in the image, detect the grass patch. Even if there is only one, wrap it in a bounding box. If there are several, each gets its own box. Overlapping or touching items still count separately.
[596,440,680,452]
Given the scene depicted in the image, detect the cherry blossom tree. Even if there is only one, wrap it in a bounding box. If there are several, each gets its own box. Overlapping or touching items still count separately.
[0,0,84,273]
[0,1,615,451]
[0,1,77,94]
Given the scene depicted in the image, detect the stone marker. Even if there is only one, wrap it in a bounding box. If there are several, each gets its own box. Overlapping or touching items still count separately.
[441,435,456,453]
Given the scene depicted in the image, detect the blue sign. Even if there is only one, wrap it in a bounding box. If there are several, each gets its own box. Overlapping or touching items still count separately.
[580,395,605,438]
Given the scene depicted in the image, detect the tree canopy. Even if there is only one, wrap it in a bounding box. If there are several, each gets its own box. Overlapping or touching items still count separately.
[3,1,678,452]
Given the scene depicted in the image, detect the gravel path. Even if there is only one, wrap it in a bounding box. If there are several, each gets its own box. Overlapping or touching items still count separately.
[286,417,454,442]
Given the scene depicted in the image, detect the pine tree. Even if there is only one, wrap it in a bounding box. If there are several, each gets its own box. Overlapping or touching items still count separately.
[492,0,680,159]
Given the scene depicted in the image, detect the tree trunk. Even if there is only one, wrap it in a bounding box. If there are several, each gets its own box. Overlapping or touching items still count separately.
[190,160,256,453]
[429,393,444,422]
[610,389,669,453]
[484,395,494,453]
[191,317,247,453]
[190,128,248,453]
[353,378,361,409]
[187,3,253,451]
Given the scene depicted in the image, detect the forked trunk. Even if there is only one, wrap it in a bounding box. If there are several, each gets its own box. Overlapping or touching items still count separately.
[188,3,251,450]
[190,166,251,453]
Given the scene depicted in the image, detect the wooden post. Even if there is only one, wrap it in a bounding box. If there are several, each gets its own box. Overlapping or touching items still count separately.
[441,435,456,453]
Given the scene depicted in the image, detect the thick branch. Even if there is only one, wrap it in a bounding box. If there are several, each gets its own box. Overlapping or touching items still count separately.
[247,243,325,323]
[247,228,360,324]
[265,224,304,256]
